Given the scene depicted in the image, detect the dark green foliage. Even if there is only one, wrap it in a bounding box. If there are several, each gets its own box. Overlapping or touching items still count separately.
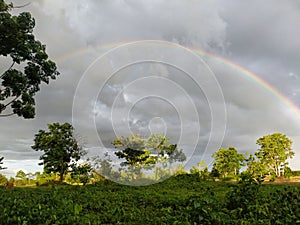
[113,133,185,180]
[187,191,230,224]
[225,174,300,224]
[0,174,299,224]
[71,163,93,185]
[0,0,59,118]
[291,170,300,176]
[32,122,86,182]
[212,147,245,178]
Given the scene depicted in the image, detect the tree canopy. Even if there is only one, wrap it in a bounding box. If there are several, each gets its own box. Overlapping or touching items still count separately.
[212,147,245,178]
[255,132,294,177]
[70,163,93,185]
[0,0,59,118]
[113,133,153,180]
[15,170,26,180]
[113,133,186,180]
[32,122,85,182]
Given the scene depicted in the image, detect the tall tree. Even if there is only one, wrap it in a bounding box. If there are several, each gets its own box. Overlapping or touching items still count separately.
[0,1,59,118]
[146,133,184,180]
[256,133,294,177]
[32,122,85,182]
[113,133,152,180]
[113,133,185,180]
[15,170,26,180]
[212,147,245,178]
[15,169,27,185]
[0,156,6,170]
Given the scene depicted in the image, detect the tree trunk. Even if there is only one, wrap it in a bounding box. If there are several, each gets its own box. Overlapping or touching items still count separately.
[59,172,64,183]
[59,165,65,183]
[155,149,160,180]
[131,165,134,180]
[274,163,279,177]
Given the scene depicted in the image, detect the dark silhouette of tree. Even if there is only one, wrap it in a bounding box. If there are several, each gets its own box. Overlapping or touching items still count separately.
[0,0,59,118]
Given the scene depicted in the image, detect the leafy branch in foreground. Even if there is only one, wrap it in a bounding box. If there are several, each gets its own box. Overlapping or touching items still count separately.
[0,0,59,118]
[0,156,6,170]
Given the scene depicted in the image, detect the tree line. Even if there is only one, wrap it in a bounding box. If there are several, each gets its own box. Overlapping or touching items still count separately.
[0,122,297,186]
[208,132,295,180]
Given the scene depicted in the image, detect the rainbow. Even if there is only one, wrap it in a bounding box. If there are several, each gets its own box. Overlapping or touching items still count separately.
[55,40,300,118]
[193,49,300,117]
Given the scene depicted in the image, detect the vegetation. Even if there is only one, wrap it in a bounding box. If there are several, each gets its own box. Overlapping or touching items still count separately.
[113,133,153,180]
[0,173,7,185]
[0,130,299,224]
[0,4,299,224]
[70,163,93,185]
[32,122,86,182]
[256,132,294,177]
[113,133,186,181]
[0,0,59,118]
[211,147,245,178]
[190,160,210,181]
[0,174,299,225]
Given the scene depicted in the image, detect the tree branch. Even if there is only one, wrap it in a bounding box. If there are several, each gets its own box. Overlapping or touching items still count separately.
[0,87,6,94]
[0,112,15,117]
[0,61,15,79]
[4,95,20,108]
[13,3,31,9]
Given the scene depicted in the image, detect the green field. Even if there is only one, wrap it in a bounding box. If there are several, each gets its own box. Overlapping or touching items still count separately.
[0,174,299,225]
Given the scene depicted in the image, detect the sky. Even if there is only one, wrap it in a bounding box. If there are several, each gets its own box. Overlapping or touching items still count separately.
[1,0,300,178]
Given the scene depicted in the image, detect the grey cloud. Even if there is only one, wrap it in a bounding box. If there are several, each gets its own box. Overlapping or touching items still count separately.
[1,0,300,174]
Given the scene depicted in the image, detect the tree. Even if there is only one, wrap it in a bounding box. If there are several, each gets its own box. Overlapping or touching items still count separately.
[212,147,245,178]
[0,1,59,118]
[146,133,184,180]
[71,163,93,185]
[190,160,210,180]
[0,156,6,170]
[256,133,294,177]
[168,148,186,165]
[15,170,26,180]
[91,153,121,180]
[113,133,184,180]
[15,169,27,185]
[32,122,86,182]
[245,154,269,177]
[0,173,7,185]
[113,133,152,180]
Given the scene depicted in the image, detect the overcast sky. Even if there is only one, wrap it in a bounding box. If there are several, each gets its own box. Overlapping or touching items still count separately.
[1,0,300,177]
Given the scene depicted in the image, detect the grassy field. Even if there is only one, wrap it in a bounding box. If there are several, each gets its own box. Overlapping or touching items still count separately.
[0,174,299,225]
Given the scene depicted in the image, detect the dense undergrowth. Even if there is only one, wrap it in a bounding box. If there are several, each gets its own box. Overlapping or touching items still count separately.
[0,174,299,225]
